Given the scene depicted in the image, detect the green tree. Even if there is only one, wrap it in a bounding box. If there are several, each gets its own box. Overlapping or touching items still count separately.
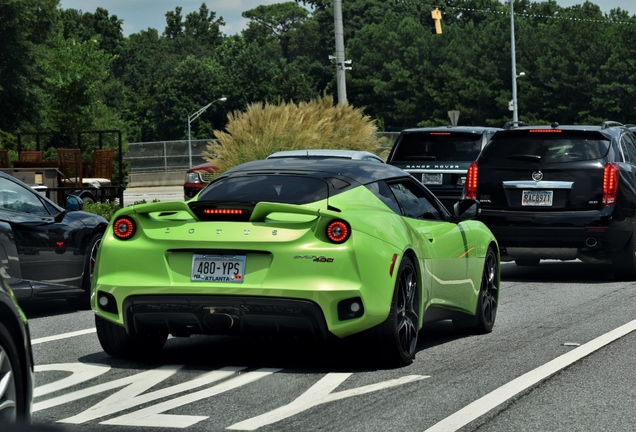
[37,35,117,132]
[0,0,60,132]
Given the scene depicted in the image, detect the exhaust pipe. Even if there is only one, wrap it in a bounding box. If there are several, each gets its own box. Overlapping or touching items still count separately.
[585,237,598,248]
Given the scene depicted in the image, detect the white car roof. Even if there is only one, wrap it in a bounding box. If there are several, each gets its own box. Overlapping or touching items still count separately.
[266,149,384,163]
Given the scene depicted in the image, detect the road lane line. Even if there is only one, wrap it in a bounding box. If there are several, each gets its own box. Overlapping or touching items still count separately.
[425,318,636,432]
[32,328,96,345]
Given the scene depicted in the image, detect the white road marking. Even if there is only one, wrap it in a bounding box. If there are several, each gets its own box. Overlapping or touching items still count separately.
[62,366,247,424]
[228,373,429,430]
[424,318,636,432]
[31,328,96,345]
[35,363,110,397]
[101,368,281,428]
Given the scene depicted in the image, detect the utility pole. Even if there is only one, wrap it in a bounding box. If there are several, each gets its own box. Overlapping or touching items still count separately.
[333,0,347,104]
[510,0,519,123]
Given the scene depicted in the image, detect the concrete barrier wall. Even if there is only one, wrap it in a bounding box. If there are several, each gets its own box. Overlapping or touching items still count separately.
[128,171,184,188]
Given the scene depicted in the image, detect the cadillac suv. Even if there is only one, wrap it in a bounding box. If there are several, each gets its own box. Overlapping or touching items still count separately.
[465,121,636,279]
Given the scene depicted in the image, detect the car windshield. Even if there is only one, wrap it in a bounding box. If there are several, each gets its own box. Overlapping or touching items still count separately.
[482,132,611,163]
[198,175,329,204]
[391,132,483,162]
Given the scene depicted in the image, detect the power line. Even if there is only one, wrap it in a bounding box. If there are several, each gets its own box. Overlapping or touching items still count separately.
[395,1,636,25]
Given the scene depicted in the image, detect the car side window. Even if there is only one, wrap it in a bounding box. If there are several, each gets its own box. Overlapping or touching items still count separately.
[365,181,401,214]
[0,178,49,216]
[388,179,441,220]
[620,133,636,165]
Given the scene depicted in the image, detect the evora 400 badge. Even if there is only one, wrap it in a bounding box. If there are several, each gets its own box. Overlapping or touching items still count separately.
[293,255,334,262]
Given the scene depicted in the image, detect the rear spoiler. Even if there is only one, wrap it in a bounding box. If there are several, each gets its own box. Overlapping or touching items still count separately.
[123,200,325,222]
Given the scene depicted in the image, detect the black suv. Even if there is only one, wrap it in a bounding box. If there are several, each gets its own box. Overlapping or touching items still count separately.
[387,126,501,211]
[465,121,636,279]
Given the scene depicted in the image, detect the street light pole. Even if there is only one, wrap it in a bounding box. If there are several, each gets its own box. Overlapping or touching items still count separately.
[510,0,519,123]
[187,97,227,168]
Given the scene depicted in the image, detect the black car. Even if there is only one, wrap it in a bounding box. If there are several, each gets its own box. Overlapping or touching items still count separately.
[466,121,636,279]
[386,126,501,211]
[0,171,108,308]
[0,273,33,425]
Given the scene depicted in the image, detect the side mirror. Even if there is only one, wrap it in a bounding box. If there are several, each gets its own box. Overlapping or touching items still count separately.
[453,199,481,221]
[65,195,84,211]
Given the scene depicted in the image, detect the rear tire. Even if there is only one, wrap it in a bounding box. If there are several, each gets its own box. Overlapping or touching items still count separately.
[612,227,636,281]
[67,233,102,310]
[95,315,167,359]
[454,247,499,334]
[373,256,419,366]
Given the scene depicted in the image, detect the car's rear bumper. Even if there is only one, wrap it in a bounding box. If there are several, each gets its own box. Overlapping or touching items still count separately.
[122,295,333,340]
[479,207,633,259]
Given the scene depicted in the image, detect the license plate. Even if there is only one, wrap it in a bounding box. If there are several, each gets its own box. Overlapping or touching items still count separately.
[191,254,245,282]
[422,173,443,185]
[522,190,553,206]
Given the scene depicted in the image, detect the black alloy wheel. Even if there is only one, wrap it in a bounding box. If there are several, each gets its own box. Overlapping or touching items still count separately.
[475,247,499,333]
[375,256,419,366]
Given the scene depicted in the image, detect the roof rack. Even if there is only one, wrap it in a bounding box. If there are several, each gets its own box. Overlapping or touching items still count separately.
[601,121,624,129]
[503,121,530,130]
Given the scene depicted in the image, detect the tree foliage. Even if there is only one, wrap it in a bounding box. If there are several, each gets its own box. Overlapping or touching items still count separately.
[0,0,635,151]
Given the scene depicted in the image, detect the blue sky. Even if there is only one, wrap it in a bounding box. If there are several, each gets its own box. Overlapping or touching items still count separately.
[58,0,636,37]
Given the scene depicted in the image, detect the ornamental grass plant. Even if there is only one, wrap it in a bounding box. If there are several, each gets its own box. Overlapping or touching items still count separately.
[204,95,387,174]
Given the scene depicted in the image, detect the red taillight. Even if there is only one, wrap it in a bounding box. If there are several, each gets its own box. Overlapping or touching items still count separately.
[464,161,478,199]
[529,129,562,133]
[603,162,619,206]
[113,216,136,240]
[430,132,451,135]
[202,208,243,215]
[326,220,350,244]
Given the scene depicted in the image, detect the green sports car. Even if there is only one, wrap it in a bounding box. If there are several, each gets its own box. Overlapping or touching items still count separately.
[92,158,499,366]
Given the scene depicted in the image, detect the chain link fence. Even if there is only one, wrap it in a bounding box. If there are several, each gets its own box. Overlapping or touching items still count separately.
[124,133,401,173]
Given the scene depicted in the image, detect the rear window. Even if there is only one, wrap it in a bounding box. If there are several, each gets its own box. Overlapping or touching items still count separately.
[482,132,611,163]
[391,132,483,162]
[198,175,329,204]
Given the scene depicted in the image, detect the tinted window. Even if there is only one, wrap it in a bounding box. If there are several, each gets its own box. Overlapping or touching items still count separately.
[388,180,441,220]
[620,133,636,165]
[0,178,49,216]
[392,132,483,162]
[366,181,401,214]
[198,175,329,204]
[482,132,610,163]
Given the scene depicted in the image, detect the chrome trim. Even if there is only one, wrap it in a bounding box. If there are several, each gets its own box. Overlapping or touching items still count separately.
[502,180,574,189]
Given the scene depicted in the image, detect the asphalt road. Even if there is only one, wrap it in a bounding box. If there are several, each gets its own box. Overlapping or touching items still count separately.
[22,260,636,432]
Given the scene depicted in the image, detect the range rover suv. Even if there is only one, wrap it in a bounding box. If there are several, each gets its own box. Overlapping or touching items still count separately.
[387,126,500,211]
[465,121,636,279]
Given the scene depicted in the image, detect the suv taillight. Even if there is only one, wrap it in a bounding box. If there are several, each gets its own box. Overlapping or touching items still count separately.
[603,162,619,206]
[464,161,478,199]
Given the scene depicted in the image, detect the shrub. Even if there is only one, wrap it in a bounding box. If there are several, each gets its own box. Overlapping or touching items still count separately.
[82,199,160,222]
[84,202,121,221]
[205,95,387,174]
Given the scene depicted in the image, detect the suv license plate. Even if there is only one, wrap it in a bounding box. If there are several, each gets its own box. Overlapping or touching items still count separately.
[522,190,553,206]
[191,254,245,282]
[422,173,443,185]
